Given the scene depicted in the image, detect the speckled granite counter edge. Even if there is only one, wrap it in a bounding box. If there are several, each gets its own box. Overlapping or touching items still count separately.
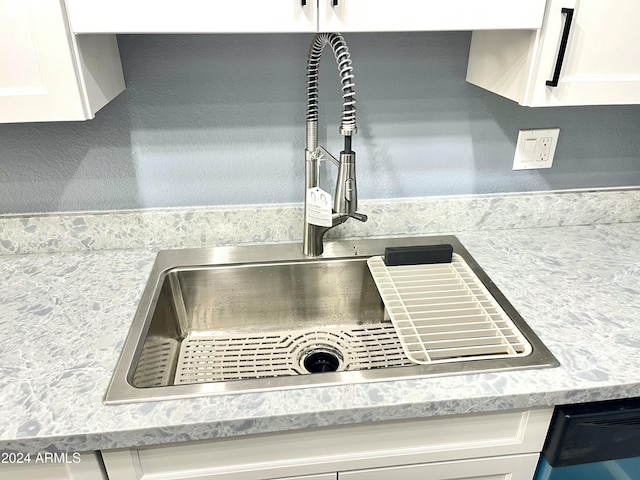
[6,385,632,455]
[1,188,639,255]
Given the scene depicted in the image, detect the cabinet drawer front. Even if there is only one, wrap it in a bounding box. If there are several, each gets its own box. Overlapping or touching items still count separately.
[65,0,316,34]
[319,0,546,32]
[339,453,540,480]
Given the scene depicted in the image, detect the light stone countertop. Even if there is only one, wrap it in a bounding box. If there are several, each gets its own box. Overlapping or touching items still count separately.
[1,219,640,454]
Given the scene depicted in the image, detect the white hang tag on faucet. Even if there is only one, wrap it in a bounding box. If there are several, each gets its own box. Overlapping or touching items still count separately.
[306,187,333,227]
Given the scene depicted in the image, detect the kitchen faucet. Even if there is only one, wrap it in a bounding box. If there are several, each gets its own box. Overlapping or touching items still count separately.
[303,33,367,257]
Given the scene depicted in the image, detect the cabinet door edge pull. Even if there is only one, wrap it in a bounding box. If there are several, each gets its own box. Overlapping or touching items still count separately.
[546,7,575,87]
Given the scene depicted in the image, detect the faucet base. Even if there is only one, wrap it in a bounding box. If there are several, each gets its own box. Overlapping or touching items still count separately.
[303,223,329,257]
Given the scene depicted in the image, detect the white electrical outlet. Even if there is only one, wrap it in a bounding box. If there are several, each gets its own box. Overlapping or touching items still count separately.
[513,128,560,170]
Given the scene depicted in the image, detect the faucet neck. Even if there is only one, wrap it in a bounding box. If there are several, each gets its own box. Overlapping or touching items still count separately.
[306,33,357,140]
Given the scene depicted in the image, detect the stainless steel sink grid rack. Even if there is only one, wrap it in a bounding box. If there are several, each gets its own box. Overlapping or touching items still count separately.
[104,236,559,404]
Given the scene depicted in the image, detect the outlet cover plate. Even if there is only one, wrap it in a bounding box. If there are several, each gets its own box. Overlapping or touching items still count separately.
[513,128,560,170]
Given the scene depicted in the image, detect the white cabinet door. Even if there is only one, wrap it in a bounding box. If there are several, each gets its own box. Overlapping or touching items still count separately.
[338,453,540,480]
[466,0,640,106]
[0,0,124,123]
[318,0,546,32]
[1,0,85,122]
[65,0,317,33]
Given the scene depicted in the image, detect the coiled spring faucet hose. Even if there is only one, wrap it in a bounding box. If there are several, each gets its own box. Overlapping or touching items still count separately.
[306,32,357,151]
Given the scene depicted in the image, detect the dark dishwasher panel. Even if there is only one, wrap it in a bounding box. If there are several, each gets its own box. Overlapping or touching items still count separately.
[535,397,640,480]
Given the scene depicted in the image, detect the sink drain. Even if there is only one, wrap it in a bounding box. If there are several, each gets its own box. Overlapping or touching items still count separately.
[303,349,341,373]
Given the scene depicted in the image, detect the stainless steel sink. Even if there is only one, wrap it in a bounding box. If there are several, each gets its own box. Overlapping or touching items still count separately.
[105,236,558,404]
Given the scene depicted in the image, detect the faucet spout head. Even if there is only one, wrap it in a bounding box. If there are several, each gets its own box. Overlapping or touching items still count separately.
[334,151,357,216]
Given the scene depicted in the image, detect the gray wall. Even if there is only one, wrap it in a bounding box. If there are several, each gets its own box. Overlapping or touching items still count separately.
[1,32,639,214]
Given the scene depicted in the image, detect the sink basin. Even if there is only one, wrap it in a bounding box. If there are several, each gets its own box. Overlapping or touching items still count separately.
[105,236,558,404]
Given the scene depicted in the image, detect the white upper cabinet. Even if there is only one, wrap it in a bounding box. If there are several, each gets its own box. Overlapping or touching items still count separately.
[318,0,547,32]
[466,0,640,106]
[64,0,546,34]
[0,0,124,123]
[65,0,317,34]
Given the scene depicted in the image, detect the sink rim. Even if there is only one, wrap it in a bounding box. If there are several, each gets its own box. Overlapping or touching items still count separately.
[104,235,559,405]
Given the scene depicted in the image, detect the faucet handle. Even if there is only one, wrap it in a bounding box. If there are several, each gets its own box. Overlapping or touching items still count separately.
[349,212,368,223]
[314,146,340,167]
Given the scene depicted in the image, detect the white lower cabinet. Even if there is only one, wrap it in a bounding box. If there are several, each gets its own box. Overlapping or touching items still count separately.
[339,454,539,480]
[101,408,552,480]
